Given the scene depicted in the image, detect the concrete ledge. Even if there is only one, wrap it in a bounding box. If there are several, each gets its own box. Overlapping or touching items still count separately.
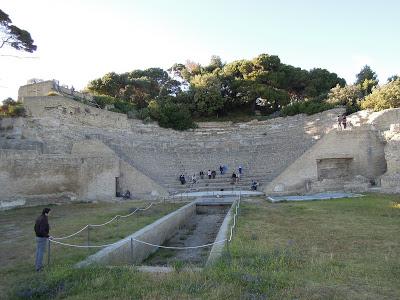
[267,192,364,203]
[173,190,264,198]
[77,201,196,267]
[206,200,236,266]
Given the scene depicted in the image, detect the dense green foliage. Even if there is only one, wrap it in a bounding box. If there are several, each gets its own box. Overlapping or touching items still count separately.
[0,9,37,52]
[355,65,379,96]
[86,53,346,128]
[361,79,400,111]
[85,58,397,128]
[0,98,26,117]
[326,84,362,114]
[281,99,336,116]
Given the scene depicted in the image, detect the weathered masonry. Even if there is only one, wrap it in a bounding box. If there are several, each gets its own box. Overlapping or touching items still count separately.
[0,81,399,208]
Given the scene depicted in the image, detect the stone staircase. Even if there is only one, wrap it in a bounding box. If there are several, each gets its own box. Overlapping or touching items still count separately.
[89,109,341,194]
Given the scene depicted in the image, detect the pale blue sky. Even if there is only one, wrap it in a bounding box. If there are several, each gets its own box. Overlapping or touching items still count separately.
[1,0,399,100]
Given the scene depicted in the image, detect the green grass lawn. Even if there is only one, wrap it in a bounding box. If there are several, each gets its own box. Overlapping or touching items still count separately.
[1,194,399,299]
[0,200,185,299]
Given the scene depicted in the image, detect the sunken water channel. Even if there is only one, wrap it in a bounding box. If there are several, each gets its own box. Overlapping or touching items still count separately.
[77,200,235,269]
[145,203,230,266]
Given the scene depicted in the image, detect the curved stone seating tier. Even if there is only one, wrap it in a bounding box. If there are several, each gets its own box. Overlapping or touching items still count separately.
[2,104,344,195]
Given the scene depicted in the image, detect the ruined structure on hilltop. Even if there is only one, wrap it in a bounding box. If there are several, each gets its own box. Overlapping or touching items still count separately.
[0,81,399,209]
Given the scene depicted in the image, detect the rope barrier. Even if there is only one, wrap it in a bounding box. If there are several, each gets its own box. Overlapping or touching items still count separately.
[50,237,227,249]
[52,201,162,240]
[49,195,242,252]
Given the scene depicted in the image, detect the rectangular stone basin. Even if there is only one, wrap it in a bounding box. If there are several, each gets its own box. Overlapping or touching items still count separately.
[77,199,235,268]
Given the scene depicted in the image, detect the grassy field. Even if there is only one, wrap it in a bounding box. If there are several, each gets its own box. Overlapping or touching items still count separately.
[0,200,185,299]
[1,194,399,299]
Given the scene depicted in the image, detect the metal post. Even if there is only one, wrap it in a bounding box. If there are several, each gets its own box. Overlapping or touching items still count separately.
[130,237,134,264]
[47,239,51,266]
[87,225,90,252]
[226,239,230,262]
[116,216,120,238]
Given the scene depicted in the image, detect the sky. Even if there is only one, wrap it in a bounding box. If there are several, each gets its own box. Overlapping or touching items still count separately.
[1,0,400,101]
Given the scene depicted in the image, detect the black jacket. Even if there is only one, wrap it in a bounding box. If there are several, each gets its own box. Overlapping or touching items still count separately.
[34,215,50,238]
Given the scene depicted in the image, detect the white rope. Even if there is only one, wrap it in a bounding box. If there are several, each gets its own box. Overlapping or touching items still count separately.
[52,201,161,240]
[51,196,241,250]
[50,237,227,249]
[50,239,118,248]
[130,237,227,249]
[51,225,89,240]
[228,197,240,242]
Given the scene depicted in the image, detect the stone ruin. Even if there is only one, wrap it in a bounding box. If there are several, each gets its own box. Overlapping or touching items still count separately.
[0,81,399,209]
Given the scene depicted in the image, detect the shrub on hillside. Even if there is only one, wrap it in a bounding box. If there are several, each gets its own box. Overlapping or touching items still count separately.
[47,91,60,96]
[136,107,151,120]
[9,105,26,117]
[361,79,400,111]
[281,99,335,116]
[0,99,26,117]
[112,100,135,114]
[326,84,362,114]
[93,95,116,109]
[157,101,196,130]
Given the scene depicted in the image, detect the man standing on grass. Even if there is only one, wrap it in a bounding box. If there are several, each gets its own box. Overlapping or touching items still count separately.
[34,208,51,272]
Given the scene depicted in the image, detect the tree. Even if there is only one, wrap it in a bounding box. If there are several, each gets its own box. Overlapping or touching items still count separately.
[204,55,224,72]
[355,65,378,85]
[191,73,225,116]
[387,75,399,83]
[0,9,36,52]
[157,100,196,130]
[361,79,400,111]
[355,65,378,96]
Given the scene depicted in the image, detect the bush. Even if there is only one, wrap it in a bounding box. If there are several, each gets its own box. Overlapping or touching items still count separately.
[0,103,26,117]
[361,79,400,111]
[327,84,362,113]
[93,95,116,109]
[47,91,60,96]
[136,107,151,120]
[112,100,135,114]
[157,101,196,130]
[10,105,26,117]
[281,100,335,116]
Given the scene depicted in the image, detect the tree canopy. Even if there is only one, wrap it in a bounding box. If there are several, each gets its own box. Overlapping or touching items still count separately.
[86,53,347,129]
[0,9,37,52]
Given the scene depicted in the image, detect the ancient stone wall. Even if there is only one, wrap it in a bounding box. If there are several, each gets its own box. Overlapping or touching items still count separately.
[264,128,387,195]
[0,135,170,209]
[381,124,400,193]
[22,96,130,129]
[18,81,55,100]
[0,153,81,208]
[6,91,400,202]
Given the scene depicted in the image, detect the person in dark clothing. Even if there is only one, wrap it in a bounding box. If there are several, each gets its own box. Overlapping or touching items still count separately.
[342,114,347,129]
[231,172,237,184]
[34,208,51,271]
[211,170,216,179]
[219,165,223,175]
[123,190,131,199]
[251,180,259,191]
